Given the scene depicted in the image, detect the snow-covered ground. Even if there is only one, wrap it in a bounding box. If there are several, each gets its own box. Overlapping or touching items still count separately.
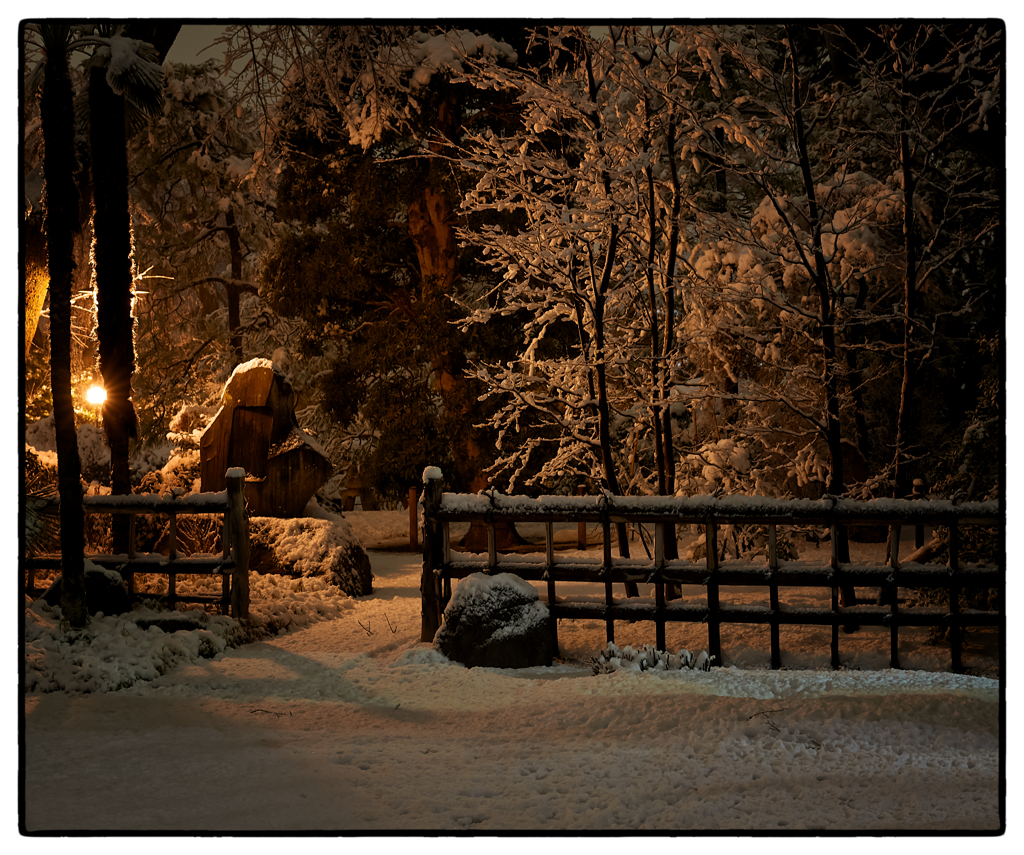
[21,511,1005,834]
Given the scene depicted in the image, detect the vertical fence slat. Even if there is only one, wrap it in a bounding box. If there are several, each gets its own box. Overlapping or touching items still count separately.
[603,518,614,644]
[948,521,962,672]
[168,512,177,602]
[442,522,452,607]
[889,524,901,669]
[654,523,666,652]
[577,484,587,550]
[705,517,721,666]
[768,523,781,670]
[487,521,497,572]
[220,511,231,614]
[830,521,840,670]
[545,522,558,655]
[125,513,137,596]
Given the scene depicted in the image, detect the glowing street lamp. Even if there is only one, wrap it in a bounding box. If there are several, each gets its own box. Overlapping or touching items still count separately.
[85,385,106,425]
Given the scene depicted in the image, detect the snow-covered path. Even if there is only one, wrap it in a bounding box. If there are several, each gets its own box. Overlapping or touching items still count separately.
[23,542,1002,833]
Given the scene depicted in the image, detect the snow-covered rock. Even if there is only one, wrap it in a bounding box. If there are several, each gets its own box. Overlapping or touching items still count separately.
[434,572,554,669]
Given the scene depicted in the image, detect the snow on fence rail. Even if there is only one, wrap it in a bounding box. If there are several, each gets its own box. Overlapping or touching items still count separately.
[24,468,251,618]
[419,470,1001,672]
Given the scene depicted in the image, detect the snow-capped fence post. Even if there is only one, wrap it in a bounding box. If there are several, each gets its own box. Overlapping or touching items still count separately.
[420,467,445,642]
[226,468,250,619]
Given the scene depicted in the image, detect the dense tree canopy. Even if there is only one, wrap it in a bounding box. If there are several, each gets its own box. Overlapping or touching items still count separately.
[24,21,1002,533]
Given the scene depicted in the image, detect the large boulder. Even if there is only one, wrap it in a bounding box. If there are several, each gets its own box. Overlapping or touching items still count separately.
[41,562,132,616]
[435,573,554,669]
[248,516,372,596]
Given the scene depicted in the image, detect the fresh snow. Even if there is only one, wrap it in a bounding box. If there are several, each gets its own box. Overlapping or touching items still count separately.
[21,513,1005,834]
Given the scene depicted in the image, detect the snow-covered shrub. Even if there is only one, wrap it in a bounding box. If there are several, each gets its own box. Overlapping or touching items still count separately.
[22,597,240,693]
[24,415,170,485]
[248,514,373,596]
[26,415,110,482]
[246,572,358,634]
[137,448,203,496]
[24,569,359,693]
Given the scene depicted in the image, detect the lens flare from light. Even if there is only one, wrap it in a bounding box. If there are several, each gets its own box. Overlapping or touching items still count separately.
[86,385,107,405]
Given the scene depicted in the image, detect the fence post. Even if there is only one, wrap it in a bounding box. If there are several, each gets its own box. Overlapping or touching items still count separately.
[409,486,419,550]
[421,467,445,642]
[226,468,250,619]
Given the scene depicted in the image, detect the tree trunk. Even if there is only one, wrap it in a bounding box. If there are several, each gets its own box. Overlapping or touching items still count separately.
[644,117,681,579]
[787,27,854,606]
[225,207,245,366]
[41,25,87,628]
[842,277,873,471]
[408,147,522,550]
[591,225,637,596]
[580,45,636,594]
[893,76,918,500]
[660,117,682,573]
[89,64,137,554]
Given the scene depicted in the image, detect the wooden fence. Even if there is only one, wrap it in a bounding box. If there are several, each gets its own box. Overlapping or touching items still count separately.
[24,468,250,618]
[420,473,1001,672]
